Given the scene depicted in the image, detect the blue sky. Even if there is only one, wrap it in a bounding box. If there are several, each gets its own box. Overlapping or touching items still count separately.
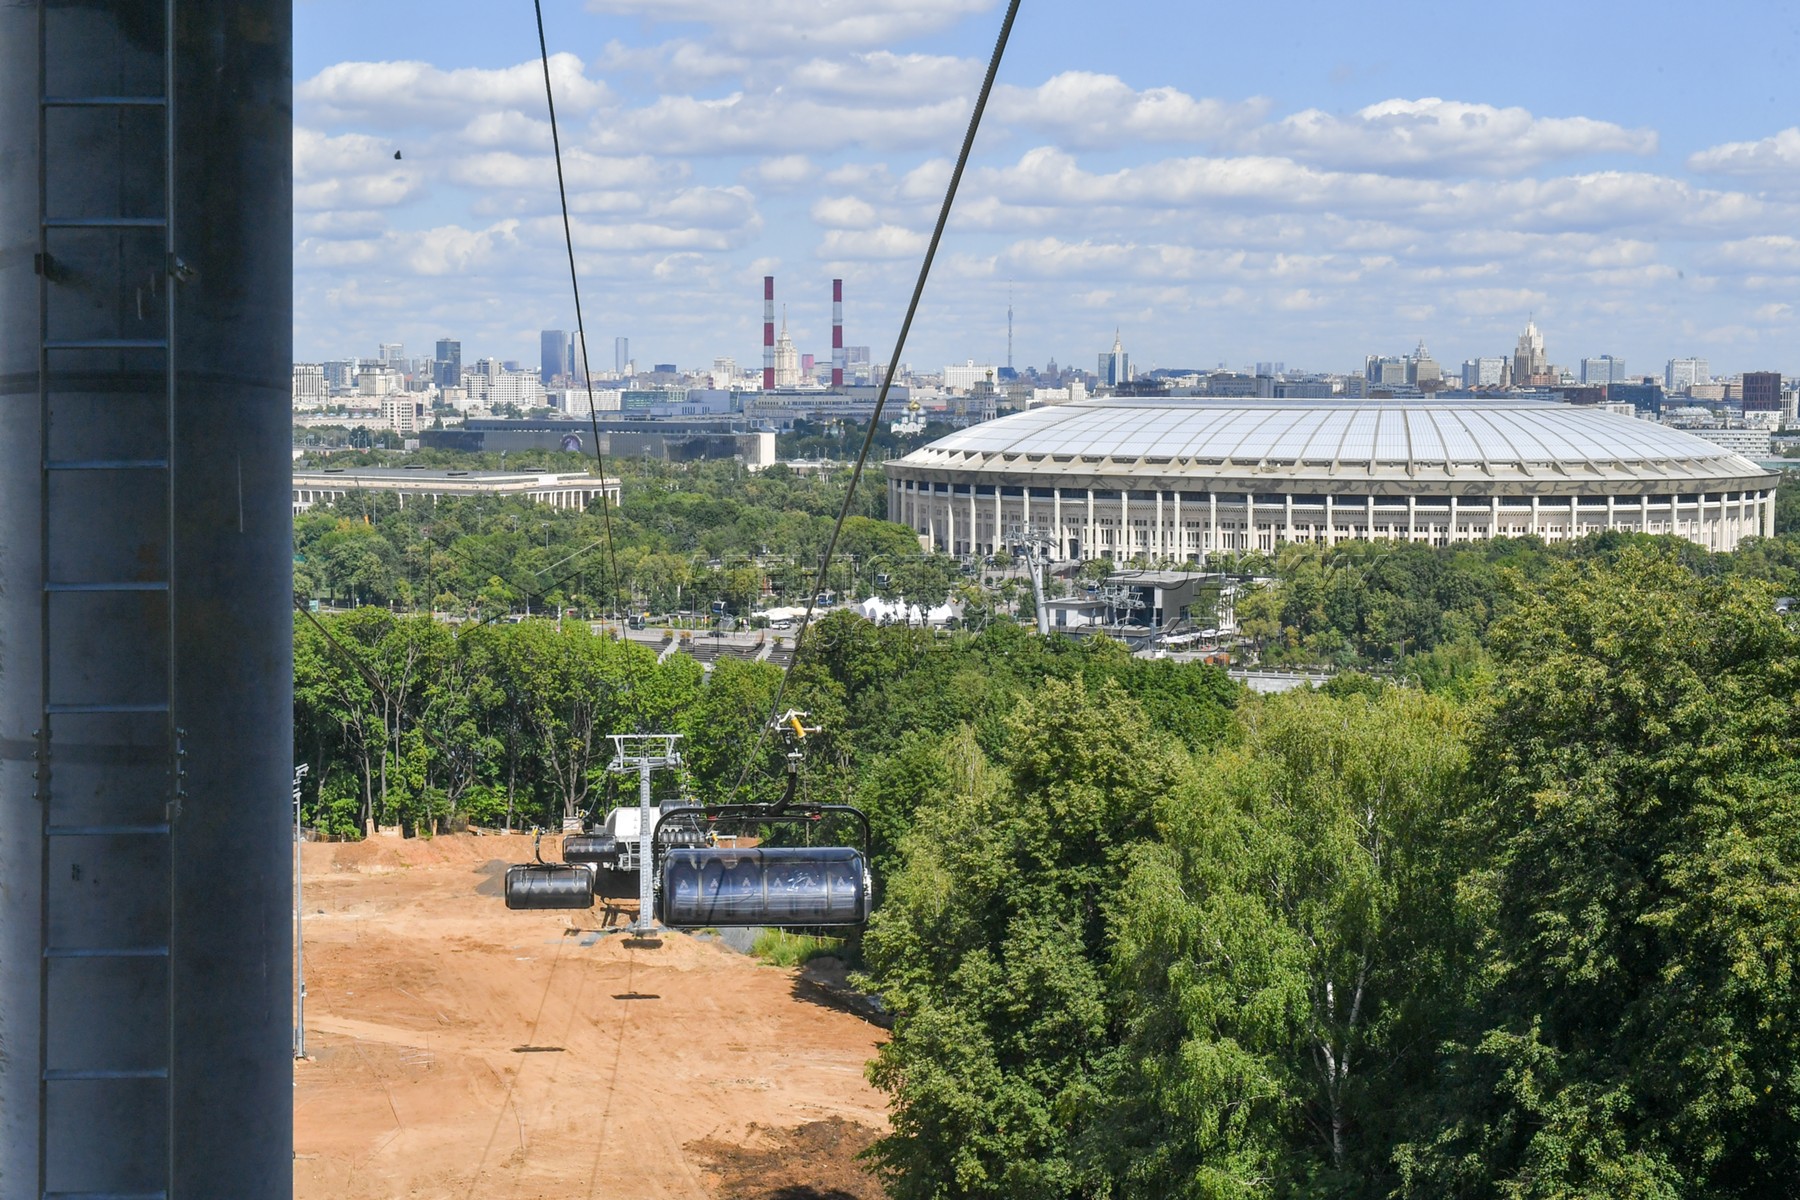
[294,0,1800,378]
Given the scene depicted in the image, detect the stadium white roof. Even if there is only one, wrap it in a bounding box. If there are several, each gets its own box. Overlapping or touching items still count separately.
[890,398,1775,491]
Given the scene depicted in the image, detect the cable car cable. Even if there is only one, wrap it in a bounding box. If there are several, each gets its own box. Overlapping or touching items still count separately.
[534,0,626,623]
[723,0,1023,807]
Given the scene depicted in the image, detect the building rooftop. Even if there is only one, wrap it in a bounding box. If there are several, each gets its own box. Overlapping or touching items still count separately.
[294,467,614,485]
[893,397,1772,487]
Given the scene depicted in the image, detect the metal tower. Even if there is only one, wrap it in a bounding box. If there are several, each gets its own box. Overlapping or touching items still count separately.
[608,734,683,935]
[0,2,295,1194]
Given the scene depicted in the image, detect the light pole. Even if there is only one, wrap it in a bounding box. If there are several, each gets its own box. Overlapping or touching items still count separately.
[293,763,310,1059]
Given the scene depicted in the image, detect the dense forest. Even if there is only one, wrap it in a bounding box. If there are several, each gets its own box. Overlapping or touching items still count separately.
[292,456,1800,1195]
[859,545,1800,1199]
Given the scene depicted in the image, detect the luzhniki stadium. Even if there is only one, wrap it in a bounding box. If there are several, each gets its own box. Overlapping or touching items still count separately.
[883,398,1779,559]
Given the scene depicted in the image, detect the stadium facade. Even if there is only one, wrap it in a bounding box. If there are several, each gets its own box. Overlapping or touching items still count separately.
[883,399,1779,559]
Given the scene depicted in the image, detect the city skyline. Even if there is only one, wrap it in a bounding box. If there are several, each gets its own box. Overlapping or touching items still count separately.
[295,0,1800,376]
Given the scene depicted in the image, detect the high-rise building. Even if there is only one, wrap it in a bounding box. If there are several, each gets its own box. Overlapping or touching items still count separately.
[1365,355,1407,387]
[433,339,461,389]
[323,359,358,390]
[1407,340,1441,389]
[1743,370,1783,412]
[1462,357,1507,387]
[1099,331,1131,387]
[291,363,328,406]
[614,336,630,376]
[773,312,801,387]
[943,361,997,391]
[1665,357,1709,392]
[540,330,570,384]
[379,342,405,366]
[1581,355,1627,385]
[1513,317,1547,383]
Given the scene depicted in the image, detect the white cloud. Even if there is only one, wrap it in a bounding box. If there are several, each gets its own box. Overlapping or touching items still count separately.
[649,186,760,229]
[298,220,524,276]
[590,92,969,155]
[899,158,953,201]
[297,54,608,126]
[993,72,1269,148]
[745,155,816,187]
[1277,289,1329,311]
[789,51,982,102]
[293,129,425,210]
[558,214,762,254]
[443,150,680,193]
[1253,98,1656,175]
[596,38,751,85]
[461,111,553,151]
[299,210,388,239]
[818,225,928,259]
[1704,235,1800,273]
[583,0,997,53]
[1688,127,1800,186]
[811,196,880,229]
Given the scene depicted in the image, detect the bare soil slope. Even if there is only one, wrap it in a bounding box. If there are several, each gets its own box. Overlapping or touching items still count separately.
[294,832,888,1199]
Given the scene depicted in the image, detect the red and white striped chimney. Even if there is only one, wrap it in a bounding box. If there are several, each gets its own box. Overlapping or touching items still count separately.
[762,275,776,391]
[831,278,844,388]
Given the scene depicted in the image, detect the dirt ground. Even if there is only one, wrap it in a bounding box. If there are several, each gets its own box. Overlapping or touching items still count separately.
[293,832,890,1199]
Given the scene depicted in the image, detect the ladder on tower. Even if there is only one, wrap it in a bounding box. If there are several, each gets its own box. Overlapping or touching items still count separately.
[36,2,180,1196]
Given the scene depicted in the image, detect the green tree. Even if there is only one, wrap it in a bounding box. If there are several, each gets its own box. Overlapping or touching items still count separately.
[1099,688,1476,1198]
[864,678,1191,1199]
[1398,547,1800,1197]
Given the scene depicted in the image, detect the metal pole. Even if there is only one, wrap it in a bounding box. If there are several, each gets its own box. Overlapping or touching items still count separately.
[637,757,654,928]
[293,763,308,1059]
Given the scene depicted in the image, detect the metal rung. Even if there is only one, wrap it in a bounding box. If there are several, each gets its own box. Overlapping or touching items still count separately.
[43,1068,167,1082]
[46,703,169,715]
[45,581,168,593]
[42,340,167,351]
[46,460,169,471]
[43,218,166,230]
[47,824,170,837]
[44,946,168,960]
[41,94,167,107]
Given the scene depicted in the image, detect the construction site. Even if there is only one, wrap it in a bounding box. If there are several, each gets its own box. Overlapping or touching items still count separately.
[293,830,888,1199]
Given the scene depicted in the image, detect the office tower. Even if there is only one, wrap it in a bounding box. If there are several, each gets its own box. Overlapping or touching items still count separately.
[433,338,461,388]
[1581,355,1626,385]
[1099,331,1131,387]
[1743,371,1783,412]
[571,334,588,383]
[614,336,629,377]
[1665,357,1709,392]
[379,341,404,366]
[1462,357,1506,387]
[540,329,569,384]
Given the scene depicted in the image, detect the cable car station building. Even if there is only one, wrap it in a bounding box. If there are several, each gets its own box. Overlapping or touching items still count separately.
[884,398,1779,559]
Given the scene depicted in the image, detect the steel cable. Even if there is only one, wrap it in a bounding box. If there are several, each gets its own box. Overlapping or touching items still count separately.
[725,0,1023,804]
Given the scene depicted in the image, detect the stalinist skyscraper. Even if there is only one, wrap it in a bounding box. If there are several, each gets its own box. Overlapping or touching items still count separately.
[773,308,801,387]
[1513,317,1548,384]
